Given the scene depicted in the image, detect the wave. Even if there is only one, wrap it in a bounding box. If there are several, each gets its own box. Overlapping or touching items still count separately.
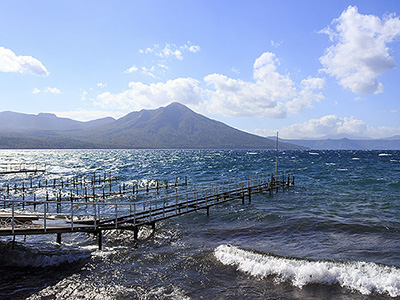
[0,244,91,267]
[214,244,400,297]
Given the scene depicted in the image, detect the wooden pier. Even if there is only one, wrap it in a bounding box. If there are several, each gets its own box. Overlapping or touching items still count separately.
[0,162,46,175]
[0,172,294,249]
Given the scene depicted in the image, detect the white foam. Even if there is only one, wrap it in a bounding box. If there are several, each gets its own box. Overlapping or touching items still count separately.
[309,152,319,155]
[214,245,400,297]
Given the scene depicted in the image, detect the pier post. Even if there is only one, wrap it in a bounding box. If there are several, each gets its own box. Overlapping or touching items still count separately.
[56,233,62,244]
[98,231,103,250]
[248,187,252,204]
[133,227,139,240]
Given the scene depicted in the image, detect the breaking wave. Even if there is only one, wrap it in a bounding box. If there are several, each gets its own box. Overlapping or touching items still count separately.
[214,244,400,297]
[0,243,91,267]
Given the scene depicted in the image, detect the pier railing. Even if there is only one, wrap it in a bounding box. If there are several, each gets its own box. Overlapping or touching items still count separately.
[0,172,294,235]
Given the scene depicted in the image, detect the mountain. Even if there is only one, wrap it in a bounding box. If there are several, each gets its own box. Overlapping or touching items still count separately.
[0,103,303,149]
[0,111,115,132]
[283,138,400,150]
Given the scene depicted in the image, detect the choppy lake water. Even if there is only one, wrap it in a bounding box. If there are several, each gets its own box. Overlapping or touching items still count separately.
[0,149,399,299]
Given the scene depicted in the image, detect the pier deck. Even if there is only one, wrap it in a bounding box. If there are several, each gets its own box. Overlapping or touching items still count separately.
[0,172,294,249]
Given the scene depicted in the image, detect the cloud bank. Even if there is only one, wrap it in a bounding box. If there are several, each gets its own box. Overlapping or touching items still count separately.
[256,115,400,139]
[0,47,49,76]
[320,6,400,94]
[98,52,325,118]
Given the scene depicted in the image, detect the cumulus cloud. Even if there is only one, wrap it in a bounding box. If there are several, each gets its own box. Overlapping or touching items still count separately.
[95,77,203,111]
[124,65,138,73]
[97,82,107,88]
[256,115,400,139]
[319,6,400,94]
[0,47,49,76]
[203,52,324,118]
[95,52,324,118]
[286,77,326,113]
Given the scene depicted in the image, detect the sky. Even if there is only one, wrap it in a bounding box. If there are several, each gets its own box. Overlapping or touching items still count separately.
[0,0,400,139]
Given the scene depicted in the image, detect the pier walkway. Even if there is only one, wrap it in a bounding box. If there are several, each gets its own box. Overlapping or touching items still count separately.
[0,172,294,249]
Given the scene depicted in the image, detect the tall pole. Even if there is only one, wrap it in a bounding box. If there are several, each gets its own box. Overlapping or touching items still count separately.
[275,131,278,176]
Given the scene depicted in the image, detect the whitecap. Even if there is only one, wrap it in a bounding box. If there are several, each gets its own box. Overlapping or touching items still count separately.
[214,244,400,297]
[309,152,319,156]
[379,153,392,157]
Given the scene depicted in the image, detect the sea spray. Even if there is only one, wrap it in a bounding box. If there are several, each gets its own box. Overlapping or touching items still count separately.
[214,244,400,297]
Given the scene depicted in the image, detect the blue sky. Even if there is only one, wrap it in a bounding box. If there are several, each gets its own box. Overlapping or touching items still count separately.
[1,0,399,139]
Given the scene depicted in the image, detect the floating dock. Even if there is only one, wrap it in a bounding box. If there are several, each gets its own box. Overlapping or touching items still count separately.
[0,171,294,249]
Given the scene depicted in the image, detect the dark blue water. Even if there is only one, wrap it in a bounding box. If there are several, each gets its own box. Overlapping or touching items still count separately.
[0,150,399,299]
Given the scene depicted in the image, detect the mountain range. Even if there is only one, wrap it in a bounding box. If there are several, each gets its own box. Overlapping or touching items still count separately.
[1,103,399,150]
[0,103,302,149]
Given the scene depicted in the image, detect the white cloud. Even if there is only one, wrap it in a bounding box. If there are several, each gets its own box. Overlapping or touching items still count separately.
[270,40,283,48]
[286,77,326,113]
[139,41,200,60]
[81,90,89,101]
[157,63,169,71]
[95,77,203,111]
[203,52,324,118]
[231,67,240,74]
[319,6,400,94]
[124,65,138,73]
[256,115,400,139]
[0,46,49,76]
[32,87,61,94]
[97,82,107,88]
[141,66,156,78]
[95,52,324,118]
[43,87,61,94]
